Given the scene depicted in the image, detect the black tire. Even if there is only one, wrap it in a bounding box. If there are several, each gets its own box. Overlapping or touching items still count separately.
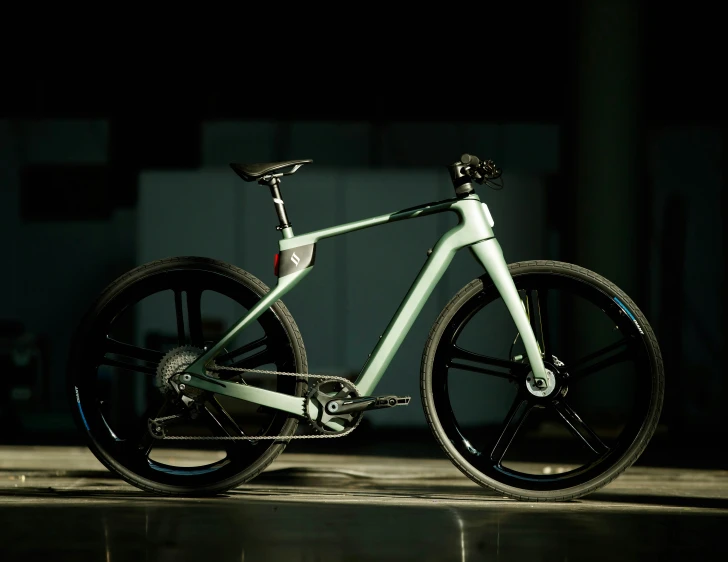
[421,260,664,501]
[67,256,307,496]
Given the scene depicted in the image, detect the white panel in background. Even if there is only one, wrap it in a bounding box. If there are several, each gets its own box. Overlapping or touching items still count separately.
[342,169,441,427]
[201,121,279,167]
[136,169,237,339]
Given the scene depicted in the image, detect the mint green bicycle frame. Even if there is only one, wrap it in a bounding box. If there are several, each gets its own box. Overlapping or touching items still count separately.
[181,193,548,429]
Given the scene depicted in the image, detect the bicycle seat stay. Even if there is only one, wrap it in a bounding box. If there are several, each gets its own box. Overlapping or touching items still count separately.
[230,160,313,182]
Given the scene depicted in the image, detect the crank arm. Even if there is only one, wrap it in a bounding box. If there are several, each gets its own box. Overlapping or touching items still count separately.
[326,395,411,415]
[326,396,376,415]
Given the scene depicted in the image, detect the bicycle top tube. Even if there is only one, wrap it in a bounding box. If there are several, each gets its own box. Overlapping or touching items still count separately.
[278,195,482,251]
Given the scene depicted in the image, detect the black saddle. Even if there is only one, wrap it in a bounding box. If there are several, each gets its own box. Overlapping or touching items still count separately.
[230,159,312,182]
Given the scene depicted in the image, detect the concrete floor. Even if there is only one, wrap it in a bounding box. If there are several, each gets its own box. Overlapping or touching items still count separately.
[0,446,726,561]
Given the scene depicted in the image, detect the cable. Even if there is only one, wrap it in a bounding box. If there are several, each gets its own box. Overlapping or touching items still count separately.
[486,176,504,191]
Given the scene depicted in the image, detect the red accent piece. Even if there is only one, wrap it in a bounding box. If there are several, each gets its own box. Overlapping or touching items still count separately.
[274,253,280,276]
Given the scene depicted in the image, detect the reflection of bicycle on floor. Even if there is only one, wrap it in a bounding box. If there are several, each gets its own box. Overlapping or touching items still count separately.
[68,154,663,501]
[95,502,624,561]
[99,510,245,561]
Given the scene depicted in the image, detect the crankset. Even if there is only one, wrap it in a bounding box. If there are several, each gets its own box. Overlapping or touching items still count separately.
[149,356,412,440]
[304,378,411,435]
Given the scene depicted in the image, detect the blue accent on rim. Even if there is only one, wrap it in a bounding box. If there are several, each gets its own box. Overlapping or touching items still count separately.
[75,389,90,431]
[78,404,91,431]
[613,297,636,322]
[78,406,90,431]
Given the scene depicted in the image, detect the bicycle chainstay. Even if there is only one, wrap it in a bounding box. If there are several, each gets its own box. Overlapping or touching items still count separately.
[149,362,362,440]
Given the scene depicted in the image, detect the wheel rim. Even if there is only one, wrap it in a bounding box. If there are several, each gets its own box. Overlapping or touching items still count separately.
[72,267,300,488]
[431,272,656,492]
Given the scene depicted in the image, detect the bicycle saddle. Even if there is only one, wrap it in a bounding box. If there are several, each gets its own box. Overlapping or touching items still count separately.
[230,160,313,182]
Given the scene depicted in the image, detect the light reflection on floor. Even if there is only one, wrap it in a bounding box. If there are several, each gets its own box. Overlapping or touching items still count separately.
[0,447,726,561]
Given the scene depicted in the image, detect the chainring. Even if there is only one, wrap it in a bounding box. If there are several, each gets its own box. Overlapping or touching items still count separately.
[304,379,363,435]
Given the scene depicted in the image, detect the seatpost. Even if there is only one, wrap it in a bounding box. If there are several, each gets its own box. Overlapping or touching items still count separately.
[260,176,294,238]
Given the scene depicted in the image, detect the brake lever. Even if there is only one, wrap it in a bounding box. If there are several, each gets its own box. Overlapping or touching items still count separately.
[481,160,502,179]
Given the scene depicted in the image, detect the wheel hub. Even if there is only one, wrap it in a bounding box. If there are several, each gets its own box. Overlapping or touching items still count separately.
[525,368,557,397]
[155,345,206,394]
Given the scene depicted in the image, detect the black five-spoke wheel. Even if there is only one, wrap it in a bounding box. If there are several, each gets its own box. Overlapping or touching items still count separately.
[67,257,307,496]
[421,261,663,501]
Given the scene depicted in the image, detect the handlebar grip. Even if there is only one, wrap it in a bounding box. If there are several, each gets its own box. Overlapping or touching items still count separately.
[460,153,480,166]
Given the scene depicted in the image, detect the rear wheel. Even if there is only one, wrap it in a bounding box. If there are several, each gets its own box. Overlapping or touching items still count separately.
[421,260,663,501]
[67,256,307,496]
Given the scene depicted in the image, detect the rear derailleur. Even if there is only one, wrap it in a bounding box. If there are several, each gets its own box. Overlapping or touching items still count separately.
[147,394,205,439]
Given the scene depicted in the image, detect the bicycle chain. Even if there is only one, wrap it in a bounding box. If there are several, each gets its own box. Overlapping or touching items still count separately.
[150,362,361,441]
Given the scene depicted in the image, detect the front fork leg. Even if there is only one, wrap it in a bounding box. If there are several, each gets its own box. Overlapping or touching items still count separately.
[469,238,548,385]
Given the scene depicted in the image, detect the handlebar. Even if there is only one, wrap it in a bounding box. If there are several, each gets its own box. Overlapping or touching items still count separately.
[460,153,480,166]
[448,153,504,197]
[459,153,502,182]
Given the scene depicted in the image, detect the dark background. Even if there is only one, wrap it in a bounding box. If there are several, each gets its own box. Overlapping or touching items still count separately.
[0,3,724,468]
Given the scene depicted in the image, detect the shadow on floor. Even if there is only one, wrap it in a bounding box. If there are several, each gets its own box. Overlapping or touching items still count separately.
[586,493,728,510]
[3,425,726,469]
[2,466,726,512]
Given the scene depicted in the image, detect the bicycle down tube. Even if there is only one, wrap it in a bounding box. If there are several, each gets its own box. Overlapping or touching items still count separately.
[182,194,548,420]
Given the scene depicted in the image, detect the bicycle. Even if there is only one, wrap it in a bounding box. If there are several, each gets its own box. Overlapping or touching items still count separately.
[67,154,664,501]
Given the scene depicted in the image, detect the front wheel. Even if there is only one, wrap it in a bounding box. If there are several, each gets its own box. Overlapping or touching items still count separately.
[421,260,664,501]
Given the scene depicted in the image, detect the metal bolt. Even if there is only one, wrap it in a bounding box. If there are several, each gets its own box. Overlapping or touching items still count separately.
[179,384,186,391]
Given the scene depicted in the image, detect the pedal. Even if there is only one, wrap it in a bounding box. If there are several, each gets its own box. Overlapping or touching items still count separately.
[370,395,411,409]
